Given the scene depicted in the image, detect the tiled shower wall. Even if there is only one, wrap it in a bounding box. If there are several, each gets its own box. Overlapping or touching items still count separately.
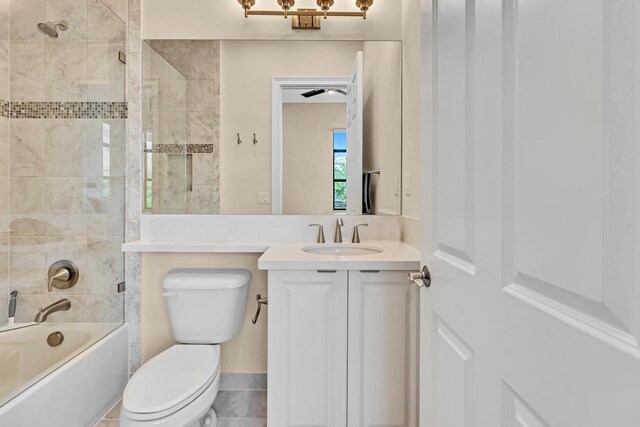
[0,0,127,324]
[142,41,189,214]
[145,39,221,214]
[125,0,142,373]
[0,0,9,325]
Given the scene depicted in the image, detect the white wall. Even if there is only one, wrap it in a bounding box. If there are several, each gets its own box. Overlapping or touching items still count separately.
[141,0,401,41]
[283,103,345,215]
[219,40,363,214]
[363,41,402,215]
[401,0,422,219]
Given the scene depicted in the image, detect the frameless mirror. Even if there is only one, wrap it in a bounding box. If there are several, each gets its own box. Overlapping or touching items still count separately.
[142,40,402,215]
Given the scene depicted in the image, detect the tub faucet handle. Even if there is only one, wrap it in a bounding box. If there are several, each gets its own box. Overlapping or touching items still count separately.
[47,260,79,292]
[48,269,69,293]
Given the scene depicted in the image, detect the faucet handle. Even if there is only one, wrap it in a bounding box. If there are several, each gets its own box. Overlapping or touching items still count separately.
[351,223,369,243]
[309,224,326,243]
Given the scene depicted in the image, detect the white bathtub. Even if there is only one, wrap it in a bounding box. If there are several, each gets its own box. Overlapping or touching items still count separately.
[0,323,129,427]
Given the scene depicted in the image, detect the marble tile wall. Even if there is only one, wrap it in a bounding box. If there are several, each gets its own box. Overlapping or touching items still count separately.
[125,0,142,373]
[144,39,220,214]
[0,0,9,325]
[143,41,189,214]
[3,0,127,325]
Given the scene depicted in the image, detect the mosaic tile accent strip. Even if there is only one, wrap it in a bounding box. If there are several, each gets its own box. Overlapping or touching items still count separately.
[0,99,9,117]
[0,100,128,119]
[147,143,214,154]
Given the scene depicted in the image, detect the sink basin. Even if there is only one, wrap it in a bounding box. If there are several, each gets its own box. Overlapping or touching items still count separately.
[301,244,384,256]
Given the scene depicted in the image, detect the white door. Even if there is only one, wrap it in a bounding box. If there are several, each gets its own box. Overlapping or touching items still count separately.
[419,0,640,426]
[346,51,363,214]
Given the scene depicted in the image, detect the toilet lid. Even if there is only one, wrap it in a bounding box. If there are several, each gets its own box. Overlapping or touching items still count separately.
[123,345,219,416]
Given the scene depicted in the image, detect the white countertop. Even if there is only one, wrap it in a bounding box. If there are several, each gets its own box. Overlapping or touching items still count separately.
[122,241,270,253]
[258,241,420,271]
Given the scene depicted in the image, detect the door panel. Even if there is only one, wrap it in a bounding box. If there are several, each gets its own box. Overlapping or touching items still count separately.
[501,383,550,427]
[502,0,640,360]
[434,318,474,427]
[434,0,476,273]
[421,0,640,426]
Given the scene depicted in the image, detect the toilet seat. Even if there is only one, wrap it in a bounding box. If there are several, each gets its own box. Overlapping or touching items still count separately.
[123,345,220,421]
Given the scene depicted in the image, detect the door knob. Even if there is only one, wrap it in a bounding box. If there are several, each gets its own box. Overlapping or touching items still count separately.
[408,266,431,287]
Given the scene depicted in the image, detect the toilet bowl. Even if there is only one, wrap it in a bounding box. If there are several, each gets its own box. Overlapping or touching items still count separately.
[120,269,252,427]
[120,345,220,427]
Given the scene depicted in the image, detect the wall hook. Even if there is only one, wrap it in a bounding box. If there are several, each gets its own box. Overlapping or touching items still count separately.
[253,133,258,144]
[237,133,242,144]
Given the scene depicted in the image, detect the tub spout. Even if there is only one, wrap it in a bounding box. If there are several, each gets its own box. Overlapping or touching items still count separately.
[34,299,71,323]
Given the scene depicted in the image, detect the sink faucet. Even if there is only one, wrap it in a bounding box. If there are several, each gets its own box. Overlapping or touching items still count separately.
[334,218,344,243]
[34,299,71,323]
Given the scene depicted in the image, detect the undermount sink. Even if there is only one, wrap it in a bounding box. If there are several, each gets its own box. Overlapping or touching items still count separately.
[301,244,384,256]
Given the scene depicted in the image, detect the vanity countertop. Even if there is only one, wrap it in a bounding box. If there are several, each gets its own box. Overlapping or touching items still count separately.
[258,241,420,271]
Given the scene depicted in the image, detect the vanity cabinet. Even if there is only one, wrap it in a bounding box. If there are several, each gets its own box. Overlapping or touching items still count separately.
[267,270,418,427]
[267,270,349,427]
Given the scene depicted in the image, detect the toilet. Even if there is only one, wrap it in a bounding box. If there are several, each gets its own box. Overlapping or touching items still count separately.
[120,269,252,427]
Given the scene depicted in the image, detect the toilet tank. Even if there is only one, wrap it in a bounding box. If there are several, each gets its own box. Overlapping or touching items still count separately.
[163,269,251,344]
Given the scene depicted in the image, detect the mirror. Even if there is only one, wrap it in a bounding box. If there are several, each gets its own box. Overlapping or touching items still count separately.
[142,40,402,215]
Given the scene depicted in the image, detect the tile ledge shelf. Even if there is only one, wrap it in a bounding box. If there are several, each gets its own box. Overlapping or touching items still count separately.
[122,241,271,253]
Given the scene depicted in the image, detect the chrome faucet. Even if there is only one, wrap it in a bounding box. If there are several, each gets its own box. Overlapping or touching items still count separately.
[334,218,344,243]
[34,299,71,323]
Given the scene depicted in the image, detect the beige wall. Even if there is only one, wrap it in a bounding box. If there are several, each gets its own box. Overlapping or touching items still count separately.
[363,41,403,215]
[219,40,363,215]
[141,253,268,373]
[283,103,345,215]
[141,0,401,41]
[401,0,422,220]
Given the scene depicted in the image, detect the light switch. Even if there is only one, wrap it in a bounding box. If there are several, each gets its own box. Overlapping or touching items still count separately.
[394,175,400,196]
[257,192,270,204]
[404,173,412,196]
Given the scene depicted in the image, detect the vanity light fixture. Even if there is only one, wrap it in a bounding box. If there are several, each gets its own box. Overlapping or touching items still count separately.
[237,0,374,21]
[317,0,334,18]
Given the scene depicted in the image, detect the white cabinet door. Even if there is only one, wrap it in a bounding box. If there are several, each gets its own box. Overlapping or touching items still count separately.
[419,0,640,425]
[267,270,348,427]
[348,270,419,427]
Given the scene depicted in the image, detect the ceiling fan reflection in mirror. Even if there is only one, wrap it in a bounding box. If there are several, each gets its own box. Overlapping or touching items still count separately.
[301,88,347,98]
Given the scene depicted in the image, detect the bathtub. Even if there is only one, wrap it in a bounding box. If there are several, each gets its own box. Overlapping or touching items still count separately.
[0,323,129,427]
